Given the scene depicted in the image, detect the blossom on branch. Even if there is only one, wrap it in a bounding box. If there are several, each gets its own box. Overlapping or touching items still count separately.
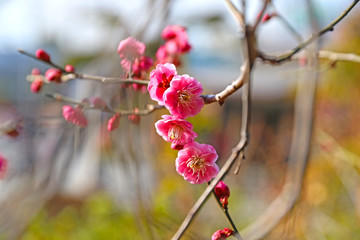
[30,78,43,93]
[35,49,51,62]
[117,37,145,62]
[45,68,62,83]
[214,181,230,208]
[107,114,120,131]
[155,115,198,150]
[211,228,234,240]
[148,63,177,105]
[164,74,204,119]
[176,141,219,184]
[62,105,88,127]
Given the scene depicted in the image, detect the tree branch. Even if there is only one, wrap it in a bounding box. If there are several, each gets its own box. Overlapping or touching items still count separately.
[257,0,360,64]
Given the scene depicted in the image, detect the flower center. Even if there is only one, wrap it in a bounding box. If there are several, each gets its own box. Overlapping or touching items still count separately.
[168,125,183,140]
[158,73,174,90]
[186,156,209,176]
[178,90,192,103]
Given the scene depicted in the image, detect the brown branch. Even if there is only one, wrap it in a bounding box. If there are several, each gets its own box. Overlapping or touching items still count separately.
[45,93,164,116]
[253,0,271,31]
[223,0,245,29]
[17,49,67,72]
[240,3,321,237]
[258,0,360,64]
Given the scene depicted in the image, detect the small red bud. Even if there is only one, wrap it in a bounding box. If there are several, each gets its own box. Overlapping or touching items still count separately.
[45,68,62,83]
[214,181,230,208]
[31,68,41,75]
[211,228,234,240]
[35,49,51,62]
[30,78,43,93]
[261,13,273,23]
[107,114,120,131]
[65,64,75,73]
[0,154,8,179]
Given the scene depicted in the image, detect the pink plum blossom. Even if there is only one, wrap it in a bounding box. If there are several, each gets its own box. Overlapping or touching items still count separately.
[211,228,234,240]
[214,181,230,208]
[176,141,219,184]
[107,114,120,131]
[155,115,198,150]
[0,154,8,179]
[148,63,177,105]
[161,25,191,53]
[62,105,88,127]
[163,74,204,119]
[117,37,145,62]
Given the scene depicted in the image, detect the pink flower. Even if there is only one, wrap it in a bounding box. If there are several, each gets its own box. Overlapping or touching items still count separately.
[35,49,51,62]
[148,63,177,105]
[62,105,88,127]
[107,114,120,131]
[211,228,234,240]
[45,68,62,83]
[163,74,204,119]
[0,154,8,179]
[30,78,43,93]
[214,181,230,208]
[161,25,191,53]
[176,141,219,184]
[89,96,107,109]
[117,37,145,61]
[155,115,198,150]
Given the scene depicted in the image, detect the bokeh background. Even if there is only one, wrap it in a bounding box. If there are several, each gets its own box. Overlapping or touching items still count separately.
[0,0,360,239]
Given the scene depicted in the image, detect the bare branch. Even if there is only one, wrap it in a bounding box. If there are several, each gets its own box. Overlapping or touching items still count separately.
[253,0,271,31]
[45,93,164,116]
[258,0,360,64]
[224,0,245,29]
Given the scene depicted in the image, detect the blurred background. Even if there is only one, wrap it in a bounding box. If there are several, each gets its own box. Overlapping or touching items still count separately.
[0,0,360,239]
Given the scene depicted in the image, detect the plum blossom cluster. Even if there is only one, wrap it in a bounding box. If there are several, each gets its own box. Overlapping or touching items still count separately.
[156,25,191,67]
[149,63,219,184]
[29,49,75,93]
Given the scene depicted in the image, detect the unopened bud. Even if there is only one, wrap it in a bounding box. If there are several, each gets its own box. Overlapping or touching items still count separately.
[65,64,75,73]
[214,181,230,208]
[35,49,51,62]
[31,68,41,75]
[211,228,234,240]
[45,68,62,83]
[30,78,43,93]
[107,114,120,131]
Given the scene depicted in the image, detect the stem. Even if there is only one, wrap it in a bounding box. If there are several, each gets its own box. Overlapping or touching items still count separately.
[208,182,242,239]
[258,0,360,64]
[17,49,67,72]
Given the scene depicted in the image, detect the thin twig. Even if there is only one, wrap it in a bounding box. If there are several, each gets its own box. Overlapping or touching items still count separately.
[45,93,164,116]
[253,0,271,31]
[17,49,67,72]
[240,2,320,238]
[258,0,360,64]
[223,0,245,30]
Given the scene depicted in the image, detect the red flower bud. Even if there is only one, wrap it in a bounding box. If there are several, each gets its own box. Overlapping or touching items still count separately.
[45,68,62,83]
[65,64,75,73]
[31,68,41,75]
[211,228,234,240]
[30,78,43,93]
[35,49,51,62]
[214,181,230,208]
[107,114,120,131]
